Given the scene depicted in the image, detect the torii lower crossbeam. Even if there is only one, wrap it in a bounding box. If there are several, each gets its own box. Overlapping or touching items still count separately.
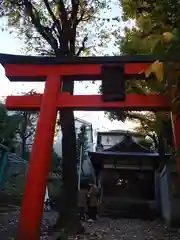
[6,93,170,111]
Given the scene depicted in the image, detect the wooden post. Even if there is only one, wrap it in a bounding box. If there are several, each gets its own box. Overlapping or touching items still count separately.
[171,113,180,177]
[18,75,61,240]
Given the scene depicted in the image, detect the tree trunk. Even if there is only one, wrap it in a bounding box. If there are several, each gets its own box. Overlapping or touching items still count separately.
[21,136,26,159]
[21,113,27,159]
[53,79,83,234]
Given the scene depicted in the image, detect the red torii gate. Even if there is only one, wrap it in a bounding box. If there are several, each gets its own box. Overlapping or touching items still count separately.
[1,53,180,239]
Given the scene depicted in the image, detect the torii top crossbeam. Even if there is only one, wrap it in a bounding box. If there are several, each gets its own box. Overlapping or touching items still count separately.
[2,53,156,81]
[0,53,172,111]
[1,53,180,81]
[1,53,180,64]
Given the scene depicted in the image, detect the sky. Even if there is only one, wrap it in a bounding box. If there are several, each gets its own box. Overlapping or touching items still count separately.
[0,3,135,132]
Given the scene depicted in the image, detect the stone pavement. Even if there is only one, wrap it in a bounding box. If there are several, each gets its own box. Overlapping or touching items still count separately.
[0,210,179,239]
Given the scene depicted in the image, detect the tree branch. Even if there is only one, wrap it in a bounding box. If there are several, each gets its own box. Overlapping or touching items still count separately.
[76,9,86,24]
[43,0,62,35]
[24,130,34,140]
[125,112,155,126]
[24,1,50,42]
[68,0,79,54]
[76,36,88,56]
[24,0,58,52]
[44,0,57,22]
[58,0,68,23]
[71,0,79,24]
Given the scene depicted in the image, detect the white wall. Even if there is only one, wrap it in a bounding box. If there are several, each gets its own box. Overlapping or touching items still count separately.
[101,135,124,149]
[53,127,63,157]
[100,134,141,150]
[75,120,92,142]
[54,118,95,157]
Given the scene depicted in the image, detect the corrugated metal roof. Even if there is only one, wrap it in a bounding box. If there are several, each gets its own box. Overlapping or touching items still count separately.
[74,117,92,127]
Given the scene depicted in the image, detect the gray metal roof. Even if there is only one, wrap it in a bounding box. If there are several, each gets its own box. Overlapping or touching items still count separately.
[89,151,161,157]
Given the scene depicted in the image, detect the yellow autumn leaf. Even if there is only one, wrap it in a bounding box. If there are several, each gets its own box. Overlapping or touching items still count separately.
[162,32,174,43]
[145,65,152,78]
[145,60,164,82]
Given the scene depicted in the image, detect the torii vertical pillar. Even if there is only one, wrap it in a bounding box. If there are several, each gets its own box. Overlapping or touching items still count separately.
[18,74,61,240]
[171,113,180,177]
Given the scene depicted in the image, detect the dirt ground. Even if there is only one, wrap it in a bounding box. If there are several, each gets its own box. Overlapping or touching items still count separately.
[0,210,180,239]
